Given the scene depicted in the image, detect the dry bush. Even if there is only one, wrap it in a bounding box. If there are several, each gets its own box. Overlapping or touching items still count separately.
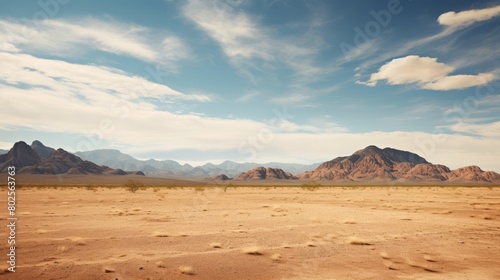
[125,179,144,193]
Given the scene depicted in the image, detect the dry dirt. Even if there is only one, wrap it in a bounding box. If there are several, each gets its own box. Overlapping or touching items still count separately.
[1,183,499,279]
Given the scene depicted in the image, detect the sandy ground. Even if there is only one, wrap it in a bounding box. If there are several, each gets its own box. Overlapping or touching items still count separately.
[1,185,499,279]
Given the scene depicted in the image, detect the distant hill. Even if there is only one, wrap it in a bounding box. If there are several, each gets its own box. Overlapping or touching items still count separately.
[75,150,319,178]
[299,145,500,183]
[75,149,184,173]
[0,141,144,176]
[0,149,8,155]
[210,174,231,181]
[234,167,297,180]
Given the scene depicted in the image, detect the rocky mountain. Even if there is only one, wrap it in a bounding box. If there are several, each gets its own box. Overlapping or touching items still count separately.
[31,140,55,159]
[0,141,144,175]
[234,167,297,180]
[299,145,500,183]
[447,166,500,182]
[0,141,41,172]
[76,150,319,178]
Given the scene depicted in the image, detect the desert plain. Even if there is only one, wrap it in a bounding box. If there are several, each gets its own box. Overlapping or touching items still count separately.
[1,175,499,279]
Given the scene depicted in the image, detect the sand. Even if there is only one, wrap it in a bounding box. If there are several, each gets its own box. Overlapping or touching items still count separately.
[1,184,499,279]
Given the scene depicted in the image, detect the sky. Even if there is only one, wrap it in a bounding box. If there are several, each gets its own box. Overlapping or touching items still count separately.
[0,0,499,170]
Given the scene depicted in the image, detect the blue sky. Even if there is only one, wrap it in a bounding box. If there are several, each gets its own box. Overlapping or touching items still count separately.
[0,0,499,170]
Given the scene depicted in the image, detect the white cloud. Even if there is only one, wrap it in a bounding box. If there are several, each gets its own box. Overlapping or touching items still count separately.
[0,52,209,102]
[363,55,497,90]
[0,18,191,71]
[181,0,330,83]
[438,5,500,27]
[445,121,500,138]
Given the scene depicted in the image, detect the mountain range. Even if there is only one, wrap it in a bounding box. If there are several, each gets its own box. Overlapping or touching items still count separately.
[0,141,143,175]
[74,149,319,178]
[1,141,499,183]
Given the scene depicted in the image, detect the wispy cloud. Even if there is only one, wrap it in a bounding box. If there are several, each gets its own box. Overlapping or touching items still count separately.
[237,91,262,102]
[0,52,209,102]
[356,5,500,71]
[444,121,500,138]
[339,38,381,63]
[181,0,332,84]
[0,17,191,71]
[270,92,312,105]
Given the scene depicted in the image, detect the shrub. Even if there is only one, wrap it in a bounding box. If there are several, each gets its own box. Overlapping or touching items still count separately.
[126,179,144,193]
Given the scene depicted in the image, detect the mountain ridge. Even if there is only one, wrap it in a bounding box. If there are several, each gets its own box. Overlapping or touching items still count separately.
[0,141,144,176]
[1,141,499,183]
[299,145,500,183]
[75,149,320,178]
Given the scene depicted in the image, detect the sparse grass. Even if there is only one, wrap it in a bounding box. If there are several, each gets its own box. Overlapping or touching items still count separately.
[179,265,195,275]
[194,186,205,192]
[125,179,144,193]
[300,183,321,191]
